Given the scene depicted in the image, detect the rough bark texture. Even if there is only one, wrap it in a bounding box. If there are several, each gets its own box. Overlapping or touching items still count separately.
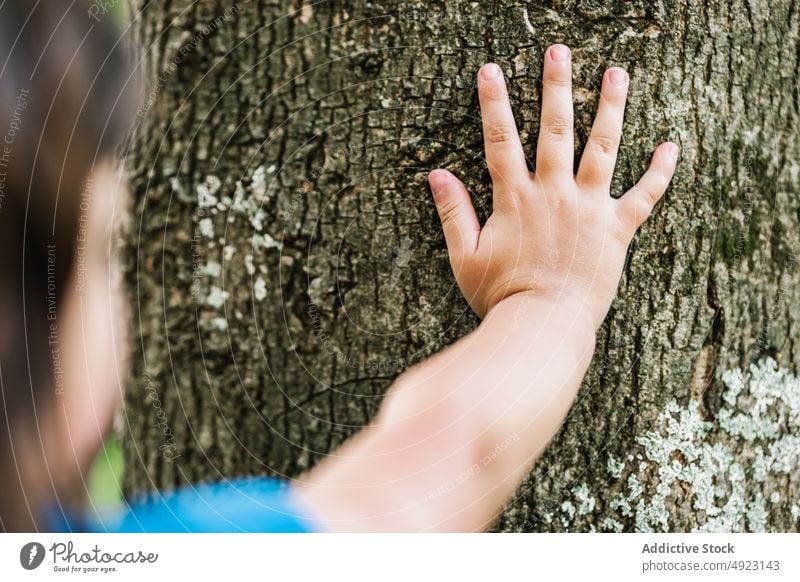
[123,0,800,532]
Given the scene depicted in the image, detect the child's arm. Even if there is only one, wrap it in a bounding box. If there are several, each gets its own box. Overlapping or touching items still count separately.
[298,44,678,532]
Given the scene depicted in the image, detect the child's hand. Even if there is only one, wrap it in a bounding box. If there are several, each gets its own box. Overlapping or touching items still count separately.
[304,45,677,528]
[429,44,678,327]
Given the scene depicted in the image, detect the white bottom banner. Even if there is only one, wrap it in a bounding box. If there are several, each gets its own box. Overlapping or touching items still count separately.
[1,533,797,581]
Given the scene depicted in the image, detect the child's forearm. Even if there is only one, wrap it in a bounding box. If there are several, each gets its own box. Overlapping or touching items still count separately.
[299,293,596,532]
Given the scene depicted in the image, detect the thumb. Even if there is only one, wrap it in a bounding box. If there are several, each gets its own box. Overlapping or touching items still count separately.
[617,142,678,233]
[429,169,480,263]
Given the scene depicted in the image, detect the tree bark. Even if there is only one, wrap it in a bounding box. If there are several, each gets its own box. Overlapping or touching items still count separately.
[123,0,800,532]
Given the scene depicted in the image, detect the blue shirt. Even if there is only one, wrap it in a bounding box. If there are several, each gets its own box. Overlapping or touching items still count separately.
[48,478,316,533]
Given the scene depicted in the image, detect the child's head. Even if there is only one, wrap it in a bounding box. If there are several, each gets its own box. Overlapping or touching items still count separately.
[0,0,134,530]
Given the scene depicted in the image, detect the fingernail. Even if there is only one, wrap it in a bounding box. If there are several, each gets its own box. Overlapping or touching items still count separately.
[480,63,501,81]
[665,142,680,162]
[549,44,571,62]
[607,67,628,85]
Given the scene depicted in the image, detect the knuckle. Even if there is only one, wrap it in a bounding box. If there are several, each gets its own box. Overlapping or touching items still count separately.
[544,74,571,89]
[578,162,603,184]
[487,124,515,144]
[488,164,520,186]
[542,115,571,138]
[637,195,655,218]
[639,176,667,207]
[643,182,665,206]
[589,135,618,155]
[535,154,566,177]
[623,194,654,229]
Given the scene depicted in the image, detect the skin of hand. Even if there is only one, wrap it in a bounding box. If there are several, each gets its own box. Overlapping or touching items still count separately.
[297,44,678,532]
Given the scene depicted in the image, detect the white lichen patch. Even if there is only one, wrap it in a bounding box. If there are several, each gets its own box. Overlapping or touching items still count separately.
[745,494,768,532]
[170,177,184,198]
[250,165,269,201]
[252,213,268,233]
[572,483,596,516]
[253,277,267,301]
[253,232,279,249]
[206,286,228,309]
[228,166,278,236]
[610,358,800,533]
[244,254,255,276]
[202,260,222,277]
[195,166,281,267]
[232,180,247,211]
[601,517,624,532]
[610,495,633,517]
[198,217,215,238]
[560,501,576,528]
[197,175,222,208]
[607,455,625,480]
[627,474,642,501]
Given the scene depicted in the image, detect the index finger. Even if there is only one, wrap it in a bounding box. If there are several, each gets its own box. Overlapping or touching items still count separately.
[477,63,530,194]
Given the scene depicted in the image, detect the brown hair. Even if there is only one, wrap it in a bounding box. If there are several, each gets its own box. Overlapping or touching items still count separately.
[0,0,135,531]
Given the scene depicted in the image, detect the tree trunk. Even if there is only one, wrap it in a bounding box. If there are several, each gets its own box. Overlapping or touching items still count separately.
[123,0,800,532]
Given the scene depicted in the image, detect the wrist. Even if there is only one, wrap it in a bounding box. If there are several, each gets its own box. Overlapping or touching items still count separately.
[485,287,599,343]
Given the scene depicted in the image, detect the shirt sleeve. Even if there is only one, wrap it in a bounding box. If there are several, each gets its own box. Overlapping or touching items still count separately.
[84,477,318,533]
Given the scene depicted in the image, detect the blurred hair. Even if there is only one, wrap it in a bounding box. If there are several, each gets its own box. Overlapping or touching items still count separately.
[0,0,135,531]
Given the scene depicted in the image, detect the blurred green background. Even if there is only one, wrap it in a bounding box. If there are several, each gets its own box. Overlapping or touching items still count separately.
[87,435,124,506]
